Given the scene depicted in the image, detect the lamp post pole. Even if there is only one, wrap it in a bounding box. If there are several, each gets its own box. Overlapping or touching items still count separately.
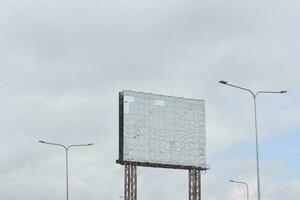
[230,179,249,200]
[219,80,286,200]
[39,141,94,200]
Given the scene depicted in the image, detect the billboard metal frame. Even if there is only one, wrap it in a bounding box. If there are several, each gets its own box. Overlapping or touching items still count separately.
[117,91,208,171]
[117,90,208,200]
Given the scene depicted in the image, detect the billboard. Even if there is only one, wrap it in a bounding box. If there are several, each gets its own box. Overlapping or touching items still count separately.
[117,90,206,170]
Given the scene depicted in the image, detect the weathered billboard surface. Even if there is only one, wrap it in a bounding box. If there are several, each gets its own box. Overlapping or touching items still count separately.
[117,90,206,170]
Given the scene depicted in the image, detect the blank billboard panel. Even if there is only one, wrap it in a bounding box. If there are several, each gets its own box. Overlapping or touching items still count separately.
[118,90,206,169]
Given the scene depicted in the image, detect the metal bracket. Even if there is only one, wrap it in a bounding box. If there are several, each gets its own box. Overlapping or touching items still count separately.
[123,165,202,200]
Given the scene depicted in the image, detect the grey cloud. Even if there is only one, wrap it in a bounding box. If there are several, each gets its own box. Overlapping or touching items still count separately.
[1,0,299,199]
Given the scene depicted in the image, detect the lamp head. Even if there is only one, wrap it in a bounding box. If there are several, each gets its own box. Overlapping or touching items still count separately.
[280,90,287,93]
[39,140,45,143]
[219,80,227,85]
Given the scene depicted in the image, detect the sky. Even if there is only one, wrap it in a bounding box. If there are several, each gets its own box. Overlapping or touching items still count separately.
[0,0,300,199]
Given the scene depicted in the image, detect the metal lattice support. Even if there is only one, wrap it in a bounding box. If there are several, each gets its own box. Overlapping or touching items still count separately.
[189,169,201,200]
[124,164,137,200]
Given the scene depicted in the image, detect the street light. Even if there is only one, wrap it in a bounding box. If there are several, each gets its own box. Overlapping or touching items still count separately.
[39,140,94,200]
[229,179,249,200]
[219,80,286,200]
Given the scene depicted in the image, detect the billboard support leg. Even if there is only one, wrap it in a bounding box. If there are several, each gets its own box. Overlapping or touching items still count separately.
[125,163,137,200]
[189,169,201,200]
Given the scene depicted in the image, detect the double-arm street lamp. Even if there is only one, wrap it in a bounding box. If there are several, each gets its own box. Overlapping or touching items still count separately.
[219,80,286,200]
[230,179,249,200]
[39,140,94,200]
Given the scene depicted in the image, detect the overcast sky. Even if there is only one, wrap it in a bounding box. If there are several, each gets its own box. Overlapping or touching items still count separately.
[1,0,300,199]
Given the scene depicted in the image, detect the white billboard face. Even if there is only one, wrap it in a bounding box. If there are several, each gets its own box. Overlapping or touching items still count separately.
[118,90,206,169]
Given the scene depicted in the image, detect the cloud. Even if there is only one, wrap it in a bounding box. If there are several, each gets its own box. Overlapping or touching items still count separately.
[0,0,299,199]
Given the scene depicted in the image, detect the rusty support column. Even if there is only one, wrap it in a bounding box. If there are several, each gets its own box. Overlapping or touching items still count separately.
[124,163,137,200]
[189,169,201,200]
